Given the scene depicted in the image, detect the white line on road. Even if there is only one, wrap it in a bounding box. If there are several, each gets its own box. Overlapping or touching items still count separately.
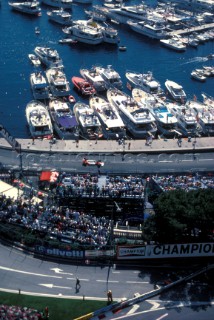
[96,280,119,283]
[0,266,62,278]
[156,313,168,320]
[127,304,140,315]
[66,278,89,281]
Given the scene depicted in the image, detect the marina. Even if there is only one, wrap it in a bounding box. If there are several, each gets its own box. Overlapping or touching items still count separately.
[0,0,213,139]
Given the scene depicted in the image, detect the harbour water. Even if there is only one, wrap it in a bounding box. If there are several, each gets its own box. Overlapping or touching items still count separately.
[0,0,213,138]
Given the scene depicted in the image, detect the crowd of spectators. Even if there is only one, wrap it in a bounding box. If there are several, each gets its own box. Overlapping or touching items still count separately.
[55,173,145,198]
[152,174,214,191]
[0,305,46,319]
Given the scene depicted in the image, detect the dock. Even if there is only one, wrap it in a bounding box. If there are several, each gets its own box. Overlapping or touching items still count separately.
[168,22,214,37]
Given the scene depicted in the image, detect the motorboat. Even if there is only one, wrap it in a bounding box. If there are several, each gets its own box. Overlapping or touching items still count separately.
[28,53,41,67]
[70,23,103,45]
[127,21,168,40]
[166,102,202,137]
[89,95,126,140]
[84,9,106,22]
[125,71,164,96]
[107,88,157,139]
[107,3,148,24]
[41,0,73,9]
[8,1,42,15]
[71,76,96,95]
[73,102,103,140]
[165,80,187,103]
[25,100,53,139]
[132,88,179,138]
[160,38,187,52]
[186,99,214,136]
[34,46,64,69]
[47,8,73,25]
[80,67,107,92]
[48,97,79,139]
[30,71,50,100]
[46,67,70,97]
[93,65,123,89]
[102,25,120,44]
[35,26,40,34]
[191,69,207,82]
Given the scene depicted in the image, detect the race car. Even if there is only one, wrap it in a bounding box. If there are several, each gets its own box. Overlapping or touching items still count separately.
[82,158,104,167]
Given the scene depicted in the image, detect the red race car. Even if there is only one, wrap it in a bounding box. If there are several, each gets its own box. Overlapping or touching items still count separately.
[82,158,104,167]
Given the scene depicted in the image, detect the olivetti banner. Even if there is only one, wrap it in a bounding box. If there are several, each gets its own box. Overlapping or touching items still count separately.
[117,243,214,260]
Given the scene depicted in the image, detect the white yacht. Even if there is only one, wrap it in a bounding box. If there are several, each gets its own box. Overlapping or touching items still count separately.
[42,0,73,9]
[107,88,157,139]
[102,25,120,44]
[165,80,187,102]
[25,100,53,139]
[107,3,148,24]
[28,53,41,67]
[47,8,73,25]
[160,38,187,52]
[127,21,168,40]
[80,67,107,92]
[132,88,179,138]
[186,99,214,136]
[89,95,126,140]
[94,65,123,89]
[71,23,103,45]
[34,46,64,68]
[166,102,201,137]
[46,67,70,97]
[84,9,106,22]
[30,71,50,100]
[8,1,41,15]
[125,71,164,96]
[48,98,79,139]
[73,102,103,140]
[191,69,207,82]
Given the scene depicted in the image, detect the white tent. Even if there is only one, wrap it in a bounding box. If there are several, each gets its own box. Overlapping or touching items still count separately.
[0,180,23,200]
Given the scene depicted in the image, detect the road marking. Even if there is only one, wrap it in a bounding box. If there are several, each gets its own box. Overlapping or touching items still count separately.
[50,268,73,276]
[39,284,72,289]
[112,271,120,274]
[156,313,168,320]
[126,281,149,284]
[96,280,119,283]
[0,266,62,278]
[67,278,89,281]
[127,304,140,315]
[148,300,161,310]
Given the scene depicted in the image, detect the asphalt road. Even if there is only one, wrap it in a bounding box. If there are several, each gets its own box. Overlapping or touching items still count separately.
[1,148,214,174]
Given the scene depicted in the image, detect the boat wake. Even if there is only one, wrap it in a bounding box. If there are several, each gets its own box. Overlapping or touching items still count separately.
[181,56,209,65]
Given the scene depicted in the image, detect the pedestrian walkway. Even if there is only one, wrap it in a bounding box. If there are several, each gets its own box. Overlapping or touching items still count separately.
[0,136,213,154]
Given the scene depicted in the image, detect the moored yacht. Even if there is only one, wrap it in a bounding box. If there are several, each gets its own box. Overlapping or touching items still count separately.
[132,88,179,138]
[89,95,126,140]
[30,71,50,100]
[94,65,123,89]
[42,0,73,9]
[34,46,64,68]
[160,38,187,52]
[165,80,187,103]
[107,88,157,139]
[107,3,148,24]
[70,23,103,45]
[125,71,164,96]
[127,21,168,40]
[73,102,103,140]
[48,97,79,139]
[8,1,41,15]
[47,8,73,25]
[46,67,70,97]
[80,67,107,92]
[25,100,53,139]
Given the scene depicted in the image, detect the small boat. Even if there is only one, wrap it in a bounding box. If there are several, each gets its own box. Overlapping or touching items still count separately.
[165,80,187,103]
[119,46,127,51]
[73,102,103,140]
[68,95,76,103]
[35,26,40,34]
[8,1,42,15]
[48,97,79,139]
[72,76,96,95]
[28,53,41,66]
[191,70,207,82]
[26,100,53,139]
[46,67,70,97]
[47,8,73,25]
[59,38,78,44]
[34,46,64,68]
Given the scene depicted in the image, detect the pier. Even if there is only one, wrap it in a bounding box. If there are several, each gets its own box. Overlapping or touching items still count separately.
[168,22,214,36]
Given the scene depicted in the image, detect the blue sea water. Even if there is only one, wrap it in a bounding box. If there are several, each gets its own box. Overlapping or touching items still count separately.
[0,0,213,138]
